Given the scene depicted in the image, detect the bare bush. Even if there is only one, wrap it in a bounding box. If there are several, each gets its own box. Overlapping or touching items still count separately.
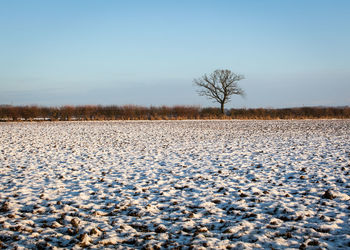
[0,105,349,121]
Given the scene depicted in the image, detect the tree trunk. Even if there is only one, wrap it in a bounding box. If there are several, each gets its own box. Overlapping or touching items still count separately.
[220,102,225,114]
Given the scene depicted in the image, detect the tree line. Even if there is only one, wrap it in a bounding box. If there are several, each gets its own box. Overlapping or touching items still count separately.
[0,105,349,121]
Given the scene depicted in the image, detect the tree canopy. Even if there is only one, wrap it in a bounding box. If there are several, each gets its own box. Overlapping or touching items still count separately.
[194,69,245,114]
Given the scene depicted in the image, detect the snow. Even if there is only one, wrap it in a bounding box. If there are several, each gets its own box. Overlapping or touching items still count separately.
[0,120,350,249]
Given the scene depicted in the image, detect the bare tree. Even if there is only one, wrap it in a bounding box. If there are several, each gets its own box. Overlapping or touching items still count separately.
[194,69,245,114]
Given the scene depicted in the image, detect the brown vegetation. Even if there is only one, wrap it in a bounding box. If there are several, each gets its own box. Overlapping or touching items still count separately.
[0,105,349,121]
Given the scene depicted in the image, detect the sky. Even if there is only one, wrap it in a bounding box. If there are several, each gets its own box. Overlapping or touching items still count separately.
[0,0,349,108]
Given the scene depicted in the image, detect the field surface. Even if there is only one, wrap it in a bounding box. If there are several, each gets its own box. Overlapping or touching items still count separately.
[0,120,350,249]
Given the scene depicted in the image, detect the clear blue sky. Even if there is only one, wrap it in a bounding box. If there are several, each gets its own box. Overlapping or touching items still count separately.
[1,0,349,108]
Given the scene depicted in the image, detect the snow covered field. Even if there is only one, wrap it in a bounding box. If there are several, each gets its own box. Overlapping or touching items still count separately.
[1,120,350,249]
